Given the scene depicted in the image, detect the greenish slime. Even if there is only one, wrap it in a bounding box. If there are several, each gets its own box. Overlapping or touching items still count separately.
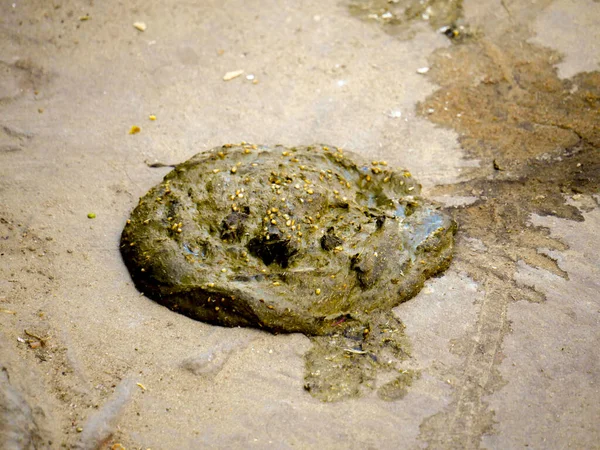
[121,144,455,401]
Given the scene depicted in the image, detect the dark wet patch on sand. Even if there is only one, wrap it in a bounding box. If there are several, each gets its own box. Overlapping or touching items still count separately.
[346,0,599,441]
[419,38,599,294]
[414,22,599,450]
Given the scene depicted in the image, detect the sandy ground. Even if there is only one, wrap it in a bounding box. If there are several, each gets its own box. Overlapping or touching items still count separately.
[1,0,599,449]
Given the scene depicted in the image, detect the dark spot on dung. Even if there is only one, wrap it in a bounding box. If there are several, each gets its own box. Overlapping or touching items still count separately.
[320,231,343,251]
[247,234,298,268]
[220,212,248,242]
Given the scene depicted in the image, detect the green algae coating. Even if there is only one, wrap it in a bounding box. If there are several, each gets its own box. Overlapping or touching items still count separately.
[120,144,456,336]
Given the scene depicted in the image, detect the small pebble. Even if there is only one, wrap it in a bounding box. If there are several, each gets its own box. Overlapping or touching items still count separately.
[223,70,244,81]
[133,22,147,31]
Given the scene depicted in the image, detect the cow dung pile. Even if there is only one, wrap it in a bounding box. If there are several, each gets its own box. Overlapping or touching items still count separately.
[120,144,456,336]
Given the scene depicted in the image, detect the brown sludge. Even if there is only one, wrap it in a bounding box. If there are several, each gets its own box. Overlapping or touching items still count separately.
[120,144,456,336]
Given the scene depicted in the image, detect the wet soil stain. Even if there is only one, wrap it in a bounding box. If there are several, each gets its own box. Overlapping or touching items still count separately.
[417,43,599,445]
[419,37,599,297]
[349,0,599,444]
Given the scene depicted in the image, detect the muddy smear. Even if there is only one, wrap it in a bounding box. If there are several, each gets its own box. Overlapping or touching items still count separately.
[346,0,599,442]
[420,43,599,175]
[121,144,455,401]
[413,26,600,450]
[419,39,600,292]
[348,0,472,41]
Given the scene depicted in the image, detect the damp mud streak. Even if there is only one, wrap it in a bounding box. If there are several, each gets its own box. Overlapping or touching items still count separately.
[417,33,599,450]
[350,0,599,446]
